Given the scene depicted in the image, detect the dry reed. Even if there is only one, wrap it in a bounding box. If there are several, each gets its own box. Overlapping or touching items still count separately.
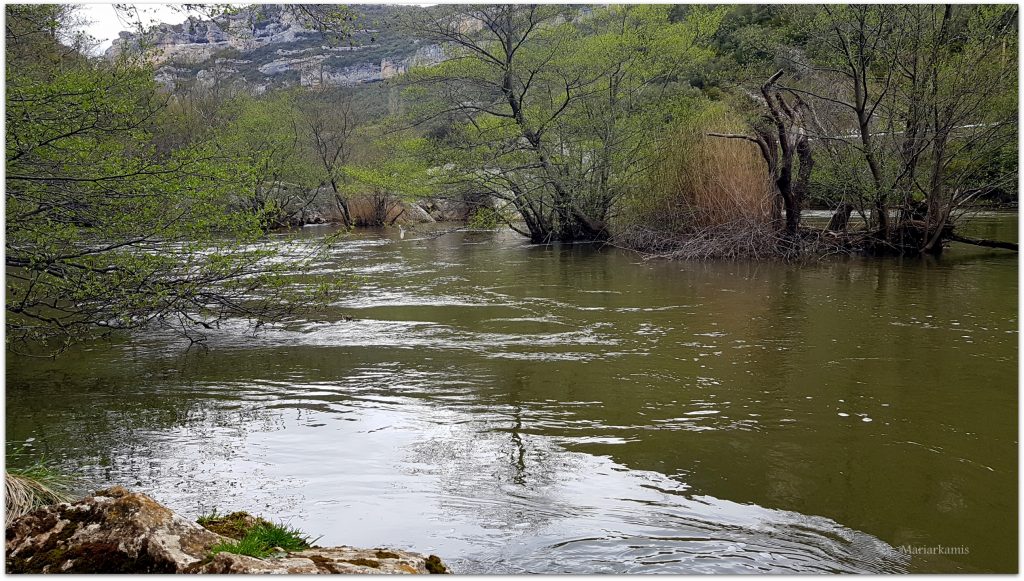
[615,108,788,259]
[622,110,773,225]
[347,193,405,227]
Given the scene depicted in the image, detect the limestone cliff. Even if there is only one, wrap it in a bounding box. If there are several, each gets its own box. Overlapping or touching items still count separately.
[106,5,444,92]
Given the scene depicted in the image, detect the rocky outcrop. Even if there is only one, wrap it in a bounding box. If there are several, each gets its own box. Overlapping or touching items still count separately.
[420,198,477,222]
[107,6,310,63]
[105,5,446,92]
[6,487,449,574]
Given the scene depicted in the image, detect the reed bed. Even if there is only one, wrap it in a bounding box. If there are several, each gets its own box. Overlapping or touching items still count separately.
[614,108,796,259]
[347,193,405,227]
[619,108,773,235]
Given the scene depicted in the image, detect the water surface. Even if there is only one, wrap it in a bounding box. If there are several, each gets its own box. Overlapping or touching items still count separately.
[6,214,1017,573]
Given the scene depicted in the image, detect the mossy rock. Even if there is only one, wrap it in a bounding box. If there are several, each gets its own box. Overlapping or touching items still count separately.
[6,487,224,573]
[196,511,272,541]
[425,554,448,574]
[7,488,451,574]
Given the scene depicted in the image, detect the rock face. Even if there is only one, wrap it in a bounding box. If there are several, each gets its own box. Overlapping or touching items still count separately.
[5,487,449,574]
[105,5,446,92]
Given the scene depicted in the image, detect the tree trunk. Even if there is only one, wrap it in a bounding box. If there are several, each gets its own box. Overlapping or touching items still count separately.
[328,178,351,228]
[826,202,854,232]
[792,134,813,233]
[921,136,948,253]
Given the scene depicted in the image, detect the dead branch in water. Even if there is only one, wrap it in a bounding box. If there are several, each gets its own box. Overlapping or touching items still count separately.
[948,234,1018,251]
[612,214,892,262]
[615,219,815,262]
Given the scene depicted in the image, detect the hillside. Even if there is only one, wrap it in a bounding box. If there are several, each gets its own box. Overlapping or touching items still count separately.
[106,5,441,92]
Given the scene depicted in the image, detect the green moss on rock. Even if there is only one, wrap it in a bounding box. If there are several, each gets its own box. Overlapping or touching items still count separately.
[197,510,270,540]
[426,554,448,574]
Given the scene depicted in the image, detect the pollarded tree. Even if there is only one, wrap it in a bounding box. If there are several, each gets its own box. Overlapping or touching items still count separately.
[709,70,814,237]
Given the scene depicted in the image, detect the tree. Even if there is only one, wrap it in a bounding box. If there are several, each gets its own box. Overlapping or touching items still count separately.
[709,70,814,236]
[215,90,322,229]
[400,5,723,243]
[5,5,333,354]
[889,5,1017,253]
[298,90,359,228]
[776,4,1017,253]
[338,138,435,227]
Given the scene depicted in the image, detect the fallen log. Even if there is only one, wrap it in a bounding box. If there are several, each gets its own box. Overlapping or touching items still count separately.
[948,233,1018,251]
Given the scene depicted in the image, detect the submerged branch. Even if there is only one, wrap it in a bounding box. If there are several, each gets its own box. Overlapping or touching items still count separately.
[948,233,1018,251]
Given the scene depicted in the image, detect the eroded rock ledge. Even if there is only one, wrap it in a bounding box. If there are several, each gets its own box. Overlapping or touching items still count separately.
[6,486,449,574]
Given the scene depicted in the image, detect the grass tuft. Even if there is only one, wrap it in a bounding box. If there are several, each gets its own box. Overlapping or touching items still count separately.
[197,509,264,540]
[246,522,315,552]
[6,456,74,524]
[200,510,317,559]
[210,534,276,558]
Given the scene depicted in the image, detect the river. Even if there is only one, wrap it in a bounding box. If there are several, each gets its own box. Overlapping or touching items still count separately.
[6,213,1017,573]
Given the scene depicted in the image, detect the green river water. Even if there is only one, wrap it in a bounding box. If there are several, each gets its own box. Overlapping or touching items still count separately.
[6,213,1018,573]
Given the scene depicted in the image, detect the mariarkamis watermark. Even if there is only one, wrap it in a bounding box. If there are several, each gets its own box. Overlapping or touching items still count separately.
[898,545,970,556]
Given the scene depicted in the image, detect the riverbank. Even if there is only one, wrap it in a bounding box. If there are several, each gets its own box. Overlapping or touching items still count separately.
[6,487,450,574]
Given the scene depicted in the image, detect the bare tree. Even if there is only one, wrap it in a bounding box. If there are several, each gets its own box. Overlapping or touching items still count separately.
[775,4,1017,254]
[300,92,358,227]
[709,70,814,236]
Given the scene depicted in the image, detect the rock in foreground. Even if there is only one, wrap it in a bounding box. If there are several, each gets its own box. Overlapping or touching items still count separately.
[6,487,449,574]
[198,547,449,574]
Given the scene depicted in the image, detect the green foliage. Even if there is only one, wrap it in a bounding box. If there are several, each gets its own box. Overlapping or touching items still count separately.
[467,207,501,230]
[196,509,223,526]
[5,5,337,354]
[210,534,278,559]
[212,89,323,228]
[208,521,316,558]
[788,4,1018,225]
[336,136,434,198]
[402,5,724,242]
[664,3,1018,244]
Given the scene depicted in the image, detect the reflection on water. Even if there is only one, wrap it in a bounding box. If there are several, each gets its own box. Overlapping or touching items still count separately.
[6,214,1017,573]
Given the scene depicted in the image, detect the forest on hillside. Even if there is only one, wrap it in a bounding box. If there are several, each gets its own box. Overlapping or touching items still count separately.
[6,4,1019,351]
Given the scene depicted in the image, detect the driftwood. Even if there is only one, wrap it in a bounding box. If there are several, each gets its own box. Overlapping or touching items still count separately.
[948,233,1018,251]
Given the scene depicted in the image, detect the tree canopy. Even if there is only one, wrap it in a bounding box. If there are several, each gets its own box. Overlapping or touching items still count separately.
[5,5,335,354]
